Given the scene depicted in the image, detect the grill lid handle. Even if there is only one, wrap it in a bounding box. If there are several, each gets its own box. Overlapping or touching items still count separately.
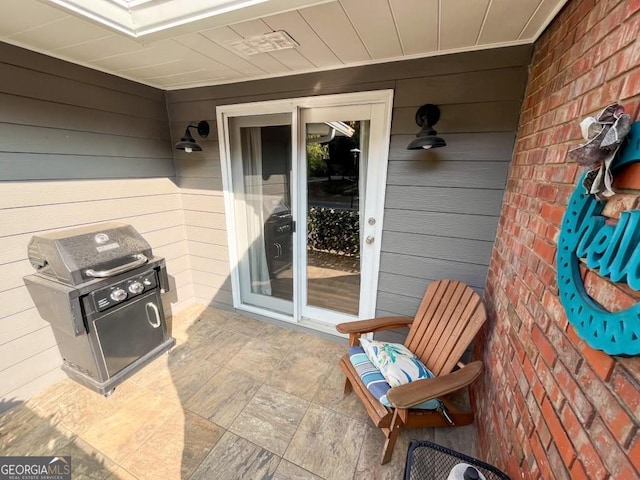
[85,254,148,278]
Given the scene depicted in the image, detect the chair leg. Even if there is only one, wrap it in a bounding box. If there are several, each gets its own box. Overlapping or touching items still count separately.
[381,409,402,464]
[343,377,353,394]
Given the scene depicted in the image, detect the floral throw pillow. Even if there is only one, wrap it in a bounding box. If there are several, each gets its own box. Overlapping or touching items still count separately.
[359,338,434,387]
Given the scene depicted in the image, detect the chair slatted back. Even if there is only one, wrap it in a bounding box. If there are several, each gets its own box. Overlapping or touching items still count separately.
[405,280,486,376]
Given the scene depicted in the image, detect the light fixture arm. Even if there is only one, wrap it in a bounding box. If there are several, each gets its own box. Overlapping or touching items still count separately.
[175,120,210,153]
[407,104,447,150]
[415,104,441,132]
[188,120,210,139]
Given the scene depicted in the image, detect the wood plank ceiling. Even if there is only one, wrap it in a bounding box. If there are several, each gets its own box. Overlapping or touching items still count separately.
[0,0,567,90]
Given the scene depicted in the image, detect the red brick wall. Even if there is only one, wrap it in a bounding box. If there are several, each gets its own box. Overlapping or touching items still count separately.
[474,0,640,478]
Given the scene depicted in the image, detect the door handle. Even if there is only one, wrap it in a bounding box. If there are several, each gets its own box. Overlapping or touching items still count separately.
[365,236,375,244]
[145,302,161,328]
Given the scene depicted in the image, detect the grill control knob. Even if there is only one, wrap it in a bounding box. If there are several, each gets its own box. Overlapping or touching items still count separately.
[110,288,127,302]
[128,281,144,295]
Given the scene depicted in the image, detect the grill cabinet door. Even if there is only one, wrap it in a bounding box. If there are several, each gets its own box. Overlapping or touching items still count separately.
[93,290,166,377]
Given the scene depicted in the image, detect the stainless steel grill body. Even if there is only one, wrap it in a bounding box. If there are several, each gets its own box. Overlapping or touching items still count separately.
[24,223,175,395]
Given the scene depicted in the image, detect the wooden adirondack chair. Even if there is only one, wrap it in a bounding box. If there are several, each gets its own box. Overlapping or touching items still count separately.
[336,279,487,464]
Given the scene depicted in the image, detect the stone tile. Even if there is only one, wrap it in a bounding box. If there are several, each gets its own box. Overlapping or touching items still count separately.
[298,334,346,366]
[106,468,139,480]
[284,404,367,480]
[229,384,309,456]
[26,378,78,412]
[128,354,170,387]
[225,339,289,382]
[433,423,477,457]
[81,391,180,463]
[0,403,75,456]
[401,427,436,445]
[189,431,280,480]
[135,332,249,404]
[184,368,261,428]
[170,329,246,366]
[161,358,221,405]
[267,349,332,401]
[167,304,208,341]
[33,378,150,436]
[57,437,120,480]
[185,324,251,361]
[129,368,183,405]
[260,322,308,347]
[7,306,478,480]
[197,309,270,338]
[354,425,411,480]
[122,410,224,480]
[313,366,369,423]
[273,460,324,480]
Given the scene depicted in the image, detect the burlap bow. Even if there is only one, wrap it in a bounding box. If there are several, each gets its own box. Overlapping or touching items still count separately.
[567,103,631,199]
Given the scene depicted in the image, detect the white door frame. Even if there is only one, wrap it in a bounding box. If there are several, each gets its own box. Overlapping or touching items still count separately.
[217,90,394,328]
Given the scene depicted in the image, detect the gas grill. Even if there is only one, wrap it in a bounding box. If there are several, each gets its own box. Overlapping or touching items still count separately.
[24,223,175,396]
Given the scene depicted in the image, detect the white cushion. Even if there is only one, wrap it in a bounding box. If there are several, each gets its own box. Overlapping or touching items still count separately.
[359,338,434,387]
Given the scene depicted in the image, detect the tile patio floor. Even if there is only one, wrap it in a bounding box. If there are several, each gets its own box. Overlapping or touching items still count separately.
[0,305,476,480]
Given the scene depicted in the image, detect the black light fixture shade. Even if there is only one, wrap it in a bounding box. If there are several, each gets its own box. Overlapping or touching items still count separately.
[407,104,447,150]
[175,120,210,153]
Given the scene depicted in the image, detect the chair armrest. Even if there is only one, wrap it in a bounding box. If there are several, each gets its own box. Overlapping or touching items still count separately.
[386,361,483,409]
[336,316,413,335]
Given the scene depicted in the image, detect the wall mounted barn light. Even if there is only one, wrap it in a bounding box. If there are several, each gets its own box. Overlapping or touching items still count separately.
[175,120,210,153]
[406,104,446,150]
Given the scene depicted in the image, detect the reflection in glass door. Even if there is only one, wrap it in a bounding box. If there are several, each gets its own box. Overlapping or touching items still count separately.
[229,114,294,316]
[305,120,369,315]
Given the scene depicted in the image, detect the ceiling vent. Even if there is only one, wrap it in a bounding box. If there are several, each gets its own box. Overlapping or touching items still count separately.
[227,30,299,55]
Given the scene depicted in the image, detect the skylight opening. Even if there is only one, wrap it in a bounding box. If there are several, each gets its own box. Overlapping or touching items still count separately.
[45,0,270,37]
[107,0,153,8]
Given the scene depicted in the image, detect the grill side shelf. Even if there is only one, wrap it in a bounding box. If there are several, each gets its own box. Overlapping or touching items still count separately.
[23,274,86,336]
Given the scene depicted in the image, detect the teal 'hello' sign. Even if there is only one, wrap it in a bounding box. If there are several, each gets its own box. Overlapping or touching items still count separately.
[557,122,640,355]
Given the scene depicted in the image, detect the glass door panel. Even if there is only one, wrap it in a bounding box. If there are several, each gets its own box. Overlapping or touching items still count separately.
[305,120,369,316]
[220,91,392,328]
[299,103,375,325]
[229,114,294,316]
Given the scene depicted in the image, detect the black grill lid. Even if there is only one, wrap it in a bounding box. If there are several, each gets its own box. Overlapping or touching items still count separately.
[28,222,152,286]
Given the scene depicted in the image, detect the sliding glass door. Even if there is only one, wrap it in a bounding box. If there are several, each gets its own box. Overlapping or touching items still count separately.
[219,91,393,328]
[228,113,295,316]
[299,105,371,324]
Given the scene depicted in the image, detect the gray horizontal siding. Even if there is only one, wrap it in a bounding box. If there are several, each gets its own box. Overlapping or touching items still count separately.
[0,42,162,101]
[0,154,175,180]
[379,253,489,290]
[392,67,529,106]
[166,44,531,320]
[0,42,191,408]
[0,62,166,120]
[381,231,494,266]
[384,186,505,216]
[0,92,169,139]
[383,211,499,242]
[170,130,231,307]
[391,101,522,134]
[377,55,527,315]
[388,133,516,162]
[387,161,511,189]
[166,45,531,104]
